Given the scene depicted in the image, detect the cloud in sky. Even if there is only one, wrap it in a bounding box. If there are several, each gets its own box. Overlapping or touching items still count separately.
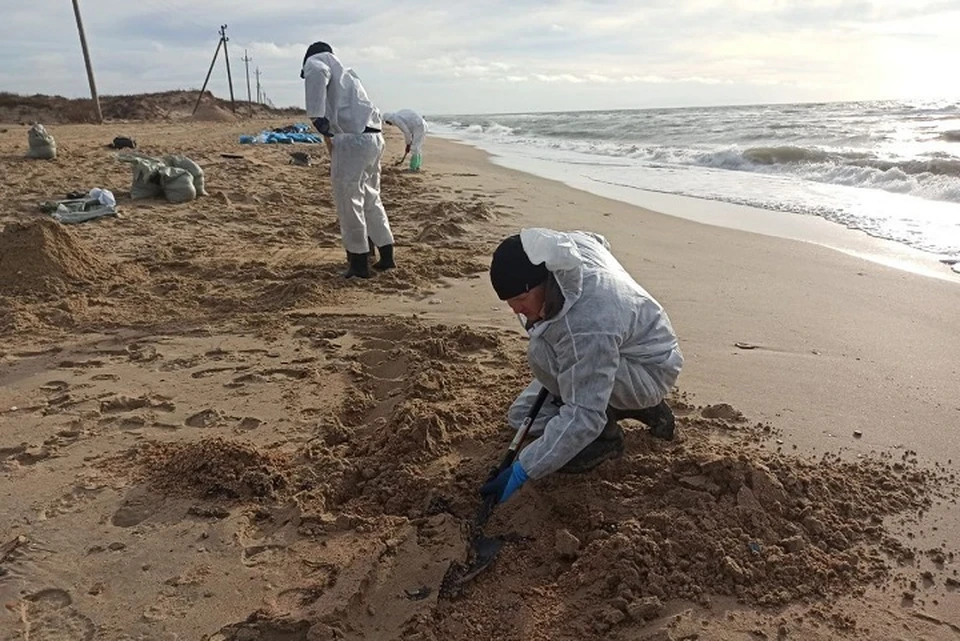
[2,0,959,115]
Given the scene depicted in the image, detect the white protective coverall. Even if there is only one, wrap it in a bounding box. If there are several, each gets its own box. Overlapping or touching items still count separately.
[303,52,394,254]
[507,228,683,479]
[383,109,426,155]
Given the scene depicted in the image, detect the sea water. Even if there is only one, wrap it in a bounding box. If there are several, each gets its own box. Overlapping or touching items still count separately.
[429,100,960,266]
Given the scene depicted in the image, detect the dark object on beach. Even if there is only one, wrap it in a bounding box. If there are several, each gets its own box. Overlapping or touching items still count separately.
[404,586,432,601]
[853,430,863,438]
[109,136,136,150]
[1,535,27,573]
[220,153,245,159]
[735,341,759,350]
[65,191,87,199]
[289,151,312,166]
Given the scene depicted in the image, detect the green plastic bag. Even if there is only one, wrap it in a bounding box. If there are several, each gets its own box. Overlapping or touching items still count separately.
[409,152,422,172]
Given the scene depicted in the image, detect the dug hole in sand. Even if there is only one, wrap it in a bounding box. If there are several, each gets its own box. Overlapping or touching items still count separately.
[1,119,957,641]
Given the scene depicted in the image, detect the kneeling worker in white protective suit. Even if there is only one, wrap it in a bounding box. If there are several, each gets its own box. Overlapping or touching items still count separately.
[480,228,683,504]
[382,109,426,171]
[301,41,396,279]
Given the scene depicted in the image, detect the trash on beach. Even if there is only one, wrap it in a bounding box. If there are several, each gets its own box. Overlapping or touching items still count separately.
[108,136,137,150]
[288,152,312,166]
[39,188,118,224]
[25,123,56,160]
[853,430,863,439]
[734,342,759,350]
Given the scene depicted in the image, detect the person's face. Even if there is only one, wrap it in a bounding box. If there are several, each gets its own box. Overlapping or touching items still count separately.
[506,284,546,322]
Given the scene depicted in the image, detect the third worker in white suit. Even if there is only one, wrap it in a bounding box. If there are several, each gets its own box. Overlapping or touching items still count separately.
[383,109,426,171]
[301,41,396,279]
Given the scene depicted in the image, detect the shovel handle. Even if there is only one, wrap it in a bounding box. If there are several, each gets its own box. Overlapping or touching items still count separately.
[490,386,551,478]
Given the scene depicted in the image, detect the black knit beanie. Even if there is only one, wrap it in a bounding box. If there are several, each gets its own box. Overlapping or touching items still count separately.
[301,41,333,78]
[490,234,549,300]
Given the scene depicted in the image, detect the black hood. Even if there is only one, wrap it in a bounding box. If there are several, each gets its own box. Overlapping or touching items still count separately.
[300,41,333,78]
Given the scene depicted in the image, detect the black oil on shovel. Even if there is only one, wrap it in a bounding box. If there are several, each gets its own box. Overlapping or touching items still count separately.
[439,387,550,598]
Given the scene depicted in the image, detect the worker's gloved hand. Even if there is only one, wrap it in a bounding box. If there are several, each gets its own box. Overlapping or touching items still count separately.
[311,117,332,137]
[405,143,411,154]
[480,461,528,504]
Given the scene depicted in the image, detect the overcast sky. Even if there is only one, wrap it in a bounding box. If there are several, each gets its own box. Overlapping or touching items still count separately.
[3,0,959,115]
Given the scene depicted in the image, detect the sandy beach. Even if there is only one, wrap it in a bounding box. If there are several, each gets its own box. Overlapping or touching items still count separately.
[2,117,960,641]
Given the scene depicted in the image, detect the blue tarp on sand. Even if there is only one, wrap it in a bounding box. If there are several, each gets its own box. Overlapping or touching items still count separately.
[239,124,321,144]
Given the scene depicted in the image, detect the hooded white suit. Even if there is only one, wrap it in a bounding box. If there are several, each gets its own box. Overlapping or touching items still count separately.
[507,228,683,479]
[383,109,426,155]
[303,51,394,254]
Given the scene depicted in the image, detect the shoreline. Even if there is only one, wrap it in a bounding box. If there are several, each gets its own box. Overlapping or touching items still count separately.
[429,132,960,284]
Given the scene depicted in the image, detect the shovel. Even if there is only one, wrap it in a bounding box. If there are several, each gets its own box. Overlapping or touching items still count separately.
[439,386,551,597]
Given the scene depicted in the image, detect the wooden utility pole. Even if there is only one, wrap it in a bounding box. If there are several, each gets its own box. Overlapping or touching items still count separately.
[242,50,253,105]
[219,24,236,113]
[192,35,224,115]
[70,0,103,123]
[255,67,262,104]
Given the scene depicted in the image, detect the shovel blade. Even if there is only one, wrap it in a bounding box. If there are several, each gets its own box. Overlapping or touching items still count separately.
[439,535,504,598]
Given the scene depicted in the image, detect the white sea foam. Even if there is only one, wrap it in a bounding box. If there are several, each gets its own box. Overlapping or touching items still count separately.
[429,101,960,254]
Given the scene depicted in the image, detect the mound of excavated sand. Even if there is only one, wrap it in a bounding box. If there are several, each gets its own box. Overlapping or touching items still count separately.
[0,218,110,295]
[136,438,289,501]
[191,104,239,122]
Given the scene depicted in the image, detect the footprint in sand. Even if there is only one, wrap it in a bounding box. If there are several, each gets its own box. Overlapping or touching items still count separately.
[112,487,165,527]
[39,380,70,393]
[14,588,96,641]
[100,394,176,414]
[185,409,225,428]
[56,359,105,370]
[240,544,289,567]
[357,347,408,401]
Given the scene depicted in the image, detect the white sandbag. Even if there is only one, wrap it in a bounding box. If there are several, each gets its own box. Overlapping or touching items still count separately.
[128,157,164,200]
[159,166,197,203]
[26,124,57,160]
[164,154,207,196]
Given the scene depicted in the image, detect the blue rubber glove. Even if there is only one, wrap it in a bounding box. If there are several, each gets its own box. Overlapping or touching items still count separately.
[479,461,528,504]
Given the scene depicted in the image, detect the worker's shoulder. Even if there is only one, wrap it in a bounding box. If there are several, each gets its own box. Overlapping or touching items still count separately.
[303,55,336,75]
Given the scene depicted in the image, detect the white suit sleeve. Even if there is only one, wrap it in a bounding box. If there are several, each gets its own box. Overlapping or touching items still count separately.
[303,60,332,119]
[394,118,413,145]
[518,323,621,479]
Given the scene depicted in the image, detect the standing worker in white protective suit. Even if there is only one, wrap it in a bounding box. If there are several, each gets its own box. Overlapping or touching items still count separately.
[301,41,396,279]
[480,228,683,504]
[383,109,426,171]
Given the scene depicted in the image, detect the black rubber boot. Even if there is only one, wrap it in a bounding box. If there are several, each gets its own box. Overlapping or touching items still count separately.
[615,400,676,441]
[343,252,371,279]
[372,244,396,271]
[558,415,625,474]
